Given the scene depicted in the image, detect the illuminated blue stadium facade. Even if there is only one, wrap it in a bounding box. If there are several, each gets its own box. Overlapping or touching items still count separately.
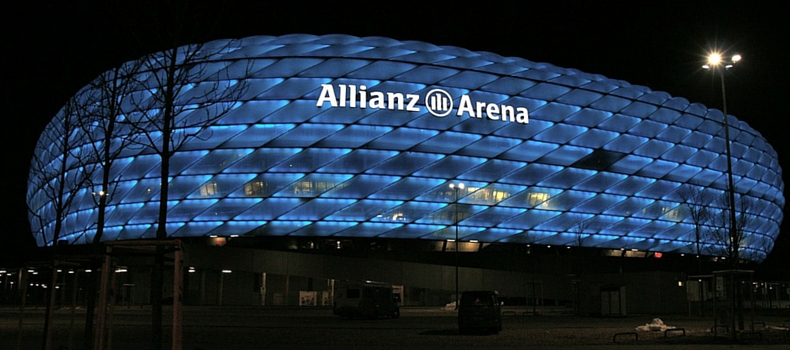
[28,34,784,262]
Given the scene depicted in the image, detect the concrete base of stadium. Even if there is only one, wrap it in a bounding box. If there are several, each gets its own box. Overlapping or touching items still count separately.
[3,238,782,318]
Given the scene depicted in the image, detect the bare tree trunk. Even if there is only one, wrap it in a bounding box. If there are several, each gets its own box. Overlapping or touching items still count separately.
[151,247,164,350]
[150,46,176,350]
[42,265,59,350]
[16,269,28,350]
[83,262,98,350]
[68,271,78,350]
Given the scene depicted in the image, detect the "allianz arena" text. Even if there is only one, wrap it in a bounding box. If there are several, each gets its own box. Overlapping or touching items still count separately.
[316,83,530,124]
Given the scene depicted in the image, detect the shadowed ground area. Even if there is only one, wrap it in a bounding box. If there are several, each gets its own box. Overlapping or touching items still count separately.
[2,306,788,349]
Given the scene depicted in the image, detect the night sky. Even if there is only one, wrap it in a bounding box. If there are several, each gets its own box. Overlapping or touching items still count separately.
[3,1,788,276]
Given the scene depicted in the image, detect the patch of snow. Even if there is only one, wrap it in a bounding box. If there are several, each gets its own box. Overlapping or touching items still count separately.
[635,318,676,332]
[443,301,457,311]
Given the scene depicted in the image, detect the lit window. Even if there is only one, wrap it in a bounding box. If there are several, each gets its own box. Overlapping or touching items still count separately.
[528,192,550,207]
[493,189,510,202]
[199,181,219,196]
[244,181,267,196]
[467,187,511,204]
[294,180,312,194]
[292,180,344,196]
[662,206,681,221]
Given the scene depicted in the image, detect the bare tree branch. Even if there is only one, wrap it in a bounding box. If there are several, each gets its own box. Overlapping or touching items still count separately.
[27,95,95,246]
[571,214,589,247]
[115,34,250,350]
[120,39,249,240]
[706,190,755,266]
[677,185,713,256]
[76,60,145,244]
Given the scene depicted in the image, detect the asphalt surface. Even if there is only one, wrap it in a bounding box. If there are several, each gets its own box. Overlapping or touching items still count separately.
[2,305,789,349]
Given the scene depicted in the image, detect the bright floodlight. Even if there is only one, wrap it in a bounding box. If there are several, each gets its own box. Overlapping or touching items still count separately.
[708,53,722,66]
[704,52,740,69]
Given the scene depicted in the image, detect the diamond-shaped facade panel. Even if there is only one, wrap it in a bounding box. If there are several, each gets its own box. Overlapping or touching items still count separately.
[27,34,784,262]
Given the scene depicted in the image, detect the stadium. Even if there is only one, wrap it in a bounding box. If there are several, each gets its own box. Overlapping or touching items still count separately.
[25,34,784,312]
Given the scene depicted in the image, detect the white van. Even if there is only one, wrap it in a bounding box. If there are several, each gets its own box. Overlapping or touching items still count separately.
[333,280,400,319]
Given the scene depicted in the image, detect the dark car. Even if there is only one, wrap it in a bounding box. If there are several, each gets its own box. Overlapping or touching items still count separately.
[458,291,502,334]
[333,280,400,319]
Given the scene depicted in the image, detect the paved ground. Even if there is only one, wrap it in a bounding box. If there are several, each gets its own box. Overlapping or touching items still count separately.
[2,305,789,349]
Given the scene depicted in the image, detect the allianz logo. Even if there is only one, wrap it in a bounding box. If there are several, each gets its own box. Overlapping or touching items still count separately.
[316,84,529,124]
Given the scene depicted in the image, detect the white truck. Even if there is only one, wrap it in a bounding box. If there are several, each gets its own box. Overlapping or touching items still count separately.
[333,280,400,319]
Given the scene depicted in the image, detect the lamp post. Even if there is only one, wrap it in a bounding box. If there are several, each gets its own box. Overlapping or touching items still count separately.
[703,52,742,336]
[449,182,464,309]
[702,52,740,264]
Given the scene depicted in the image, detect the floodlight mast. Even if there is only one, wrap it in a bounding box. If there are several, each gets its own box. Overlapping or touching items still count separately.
[702,52,740,265]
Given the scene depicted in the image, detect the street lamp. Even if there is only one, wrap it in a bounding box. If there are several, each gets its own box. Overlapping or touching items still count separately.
[449,182,464,309]
[702,52,740,264]
[704,51,742,336]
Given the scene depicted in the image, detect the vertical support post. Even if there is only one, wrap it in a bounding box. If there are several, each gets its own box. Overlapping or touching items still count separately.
[329,279,334,309]
[455,194,459,309]
[449,182,464,309]
[95,246,113,350]
[260,272,267,306]
[704,54,740,267]
[697,278,705,317]
[218,271,224,306]
[713,276,719,336]
[199,269,206,306]
[43,263,59,350]
[172,244,183,350]
[68,271,78,350]
[151,245,165,350]
[729,273,736,341]
[284,275,290,306]
[16,268,28,350]
[107,265,118,350]
[718,71,738,267]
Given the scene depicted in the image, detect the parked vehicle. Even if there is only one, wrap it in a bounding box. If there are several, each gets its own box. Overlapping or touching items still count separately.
[458,290,502,334]
[333,280,400,319]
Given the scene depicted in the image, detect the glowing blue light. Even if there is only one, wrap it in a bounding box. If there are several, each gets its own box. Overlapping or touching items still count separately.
[26,34,782,262]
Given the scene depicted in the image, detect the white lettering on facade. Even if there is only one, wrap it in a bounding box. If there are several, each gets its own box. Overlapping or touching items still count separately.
[316,84,529,125]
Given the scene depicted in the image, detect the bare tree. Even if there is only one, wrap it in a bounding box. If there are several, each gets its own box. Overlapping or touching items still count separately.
[570,215,588,314]
[77,61,144,244]
[677,185,713,258]
[706,191,755,332]
[571,215,589,248]
[66,60,144,350]
[125,42,248,238]
[107,2,249,347]
[27,95,95,247]
[27,93,97,350]
[677,184,715,317]
[121,36,250,350]
[706,192,754,265]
